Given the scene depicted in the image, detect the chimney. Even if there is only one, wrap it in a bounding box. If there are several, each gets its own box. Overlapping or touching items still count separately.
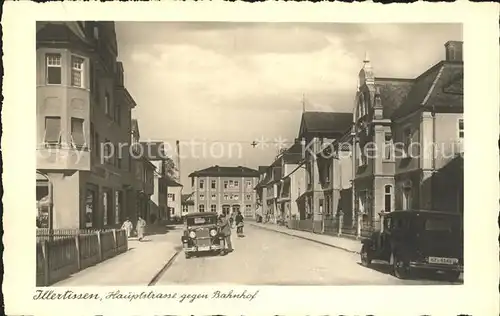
[445,41,463,62]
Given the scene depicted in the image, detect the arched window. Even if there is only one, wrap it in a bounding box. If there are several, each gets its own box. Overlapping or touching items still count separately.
[402,181,412,210]
[384,185,393,212]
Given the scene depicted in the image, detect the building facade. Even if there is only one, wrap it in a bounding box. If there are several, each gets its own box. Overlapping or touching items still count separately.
[166,176,183,219]
[296,111,353,231]
[189,166,260,217]
[391,41,464,215]
[181,193,195,216]
[36,22,137,229]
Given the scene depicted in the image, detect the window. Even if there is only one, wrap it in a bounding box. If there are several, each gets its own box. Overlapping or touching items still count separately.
[199,180,205,190]
[229,180,234,188]
[358,190,368,214]
[458,119,464,138]
[246,180,252,189]
[403,128,412,157]
[222,205,230,215]
[403,184,412,210]
[114,191,122,224]
[234,181,239,188]
[182,205,188,213]
[104,92,110,116]
[199,204,205,212]
[224,181,229,189]
[224,194,229,200]
[104,138,111,164]
[46,53,62,85]
[246,194,252,201]
[85,188,96,228]
[103,189,109,226]
[70,118,85,148]
[200,194,205,201]
[44,116,61,145]
[211,204,217,212]
[93,25,99,39]
[211,180,217,189]
[384,133,392,160]
[114,104,121,125]
[384,185,393,212]
[211,194,216,200]
[117,157,122,169]
[168,193,175,201]
[71,55,84,88]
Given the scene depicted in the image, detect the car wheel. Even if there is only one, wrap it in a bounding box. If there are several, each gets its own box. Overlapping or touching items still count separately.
[360,245,372,266]
[185,253,191,259]
[392,252,410,279]
[443,271,461,282]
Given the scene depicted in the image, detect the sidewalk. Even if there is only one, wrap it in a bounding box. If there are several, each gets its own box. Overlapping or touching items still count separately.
[249,222,362,254]
[54,233,180,286]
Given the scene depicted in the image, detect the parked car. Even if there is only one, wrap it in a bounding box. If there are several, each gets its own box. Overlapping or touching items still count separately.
[360,210,463,281]
[181,212,224,259]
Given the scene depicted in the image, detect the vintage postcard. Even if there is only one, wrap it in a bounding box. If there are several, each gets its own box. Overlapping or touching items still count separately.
[2,1,499,315]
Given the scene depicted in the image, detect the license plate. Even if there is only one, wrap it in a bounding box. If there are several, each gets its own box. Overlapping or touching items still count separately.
[428,257,458,265]
[198,246,210,251]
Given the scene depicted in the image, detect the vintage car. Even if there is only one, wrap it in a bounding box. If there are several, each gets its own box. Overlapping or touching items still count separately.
[360,210,463,281]
[181,212,224,259]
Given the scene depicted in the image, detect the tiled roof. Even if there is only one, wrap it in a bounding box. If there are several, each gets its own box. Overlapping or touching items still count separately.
[299,111,353,138]
[189,165,260,178]
[391,61,463,120]
[374,78,414,119]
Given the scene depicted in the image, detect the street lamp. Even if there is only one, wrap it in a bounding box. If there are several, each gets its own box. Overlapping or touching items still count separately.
[36,170,54,242]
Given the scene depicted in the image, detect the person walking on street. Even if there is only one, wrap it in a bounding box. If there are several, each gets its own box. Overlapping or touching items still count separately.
[218,213,233,255]
[229,211,235,228]
[121,218,133,238]
[235,210,244,237]
[137,216,146,241]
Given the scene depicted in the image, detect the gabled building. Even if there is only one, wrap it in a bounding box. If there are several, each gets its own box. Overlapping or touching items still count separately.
[352,53,414,235]
[189,166,260,217]
[296,111,353,232]
[391,41,463,215]
[166,175,183,219]
[276,141,306,222]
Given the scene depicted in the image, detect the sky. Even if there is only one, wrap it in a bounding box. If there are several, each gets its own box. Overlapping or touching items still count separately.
[115,22,462,189]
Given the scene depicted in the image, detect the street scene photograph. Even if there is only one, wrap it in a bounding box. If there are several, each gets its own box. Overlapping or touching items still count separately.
[35,21,464,286]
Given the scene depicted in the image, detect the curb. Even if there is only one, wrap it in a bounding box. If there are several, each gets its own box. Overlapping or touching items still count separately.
[249,223,361,254]
[148,249,181,286]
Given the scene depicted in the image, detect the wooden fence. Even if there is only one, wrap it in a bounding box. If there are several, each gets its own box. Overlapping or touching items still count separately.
[36,229,128,286]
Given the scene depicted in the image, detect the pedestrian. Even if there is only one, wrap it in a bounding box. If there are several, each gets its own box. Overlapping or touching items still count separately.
[218,213,233,255]
[235,210,244,237]
[136,216,146,241]
[121,218,133,238]
[229,211,235,228]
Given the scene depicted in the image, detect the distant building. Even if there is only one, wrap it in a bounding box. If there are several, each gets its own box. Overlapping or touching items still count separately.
[189,166,260,217]
[36,22,136,229]
[181,193,195,216]
[166,176,183,219]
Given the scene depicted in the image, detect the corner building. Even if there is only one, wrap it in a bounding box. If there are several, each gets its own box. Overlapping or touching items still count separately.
[36,22,136,229]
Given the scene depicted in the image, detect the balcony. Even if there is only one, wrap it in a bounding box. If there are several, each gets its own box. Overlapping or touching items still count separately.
[37,145,91,171]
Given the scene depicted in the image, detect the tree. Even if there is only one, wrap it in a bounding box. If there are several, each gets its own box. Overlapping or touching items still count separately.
[162,157,178,179]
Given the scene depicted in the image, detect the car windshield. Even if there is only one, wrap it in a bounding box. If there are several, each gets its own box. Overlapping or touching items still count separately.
[186,216,216,226]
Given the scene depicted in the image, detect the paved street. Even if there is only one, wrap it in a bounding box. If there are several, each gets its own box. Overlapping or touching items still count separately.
[157,224,463,285]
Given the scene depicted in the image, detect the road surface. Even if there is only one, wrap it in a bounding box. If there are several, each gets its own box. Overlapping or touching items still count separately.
[156,225,463,285]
